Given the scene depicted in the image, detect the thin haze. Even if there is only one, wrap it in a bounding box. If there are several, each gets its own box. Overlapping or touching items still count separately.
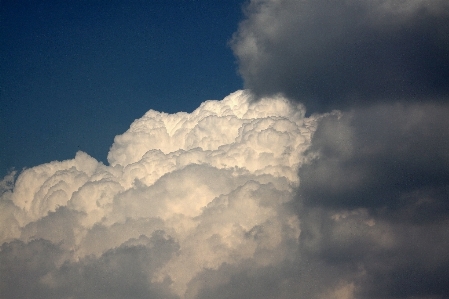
[1,1,449,299]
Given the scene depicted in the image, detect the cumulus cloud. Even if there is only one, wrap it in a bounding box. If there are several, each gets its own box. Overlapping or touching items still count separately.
[231,0,449,112]
[0,90,317,299]
[3,1,449,298]
[2,89,448,299]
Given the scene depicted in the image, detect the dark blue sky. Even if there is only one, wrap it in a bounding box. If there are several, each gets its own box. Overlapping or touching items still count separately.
[1,0,245,177]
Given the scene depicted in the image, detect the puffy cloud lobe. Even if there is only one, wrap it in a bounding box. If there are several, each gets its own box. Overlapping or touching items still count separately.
[108,90,312,182]
[231,0,449,113]
[9,151,99,222]
[0,90,315,299]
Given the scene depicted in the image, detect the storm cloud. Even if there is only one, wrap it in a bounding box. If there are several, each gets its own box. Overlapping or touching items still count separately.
[296,103,449,298]
[231,0,449,113]
[229,0,449,298]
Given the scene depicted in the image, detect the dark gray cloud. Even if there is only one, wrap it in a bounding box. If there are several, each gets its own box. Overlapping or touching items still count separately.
[297,207,449,299]
[299,103,449,222]
[193,258,359,299]
[294,103,449,298]
[231,0,449,113]
[230,2,449,298]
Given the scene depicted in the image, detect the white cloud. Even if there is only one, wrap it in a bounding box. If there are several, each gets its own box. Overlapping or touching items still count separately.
[0,90,317,298]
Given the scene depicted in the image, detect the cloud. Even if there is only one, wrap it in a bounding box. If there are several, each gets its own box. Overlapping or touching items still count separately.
[0,90,317,299]
[295,102,449,298]
[231,0,449,113]
[0,234,179,299]
[0,239,65,299]
[300,103,449,219]
[2,1,449,298]
[227,1,449,298]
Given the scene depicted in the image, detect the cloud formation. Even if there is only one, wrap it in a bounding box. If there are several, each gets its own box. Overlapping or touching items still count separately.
[2,1,449,298]
[231,0,449,112]
[1,91,317,299]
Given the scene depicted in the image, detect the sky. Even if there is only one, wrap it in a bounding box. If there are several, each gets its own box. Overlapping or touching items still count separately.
[1,1,449,299]
[1,0,244,177]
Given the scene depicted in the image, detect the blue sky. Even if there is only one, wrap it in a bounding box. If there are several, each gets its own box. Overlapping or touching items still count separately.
[1,0,244,177]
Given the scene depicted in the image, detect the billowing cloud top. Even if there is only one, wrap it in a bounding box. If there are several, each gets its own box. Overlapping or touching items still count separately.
[0,90,317,299]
